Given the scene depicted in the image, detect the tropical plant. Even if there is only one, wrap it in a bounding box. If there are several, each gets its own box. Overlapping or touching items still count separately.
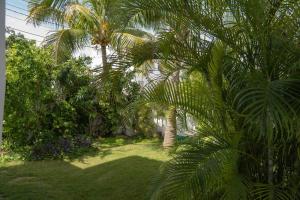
[27,0,154,137]
[121,0,300,199]
[117,29,187,147]
[27,0,132,73]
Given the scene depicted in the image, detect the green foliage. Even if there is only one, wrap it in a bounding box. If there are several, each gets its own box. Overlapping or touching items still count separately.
[27,0,146,65]
[120,0,300,199]
[96,67,143,136]
[132,104,157,138]
[4,34,98,158]
[3,33,148,159]
[5,34,55,148]
[4,0,300,199]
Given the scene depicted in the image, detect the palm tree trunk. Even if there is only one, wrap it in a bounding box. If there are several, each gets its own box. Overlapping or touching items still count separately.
[101,45,109,74]
[163,71,180,148]
[163,106,177,148]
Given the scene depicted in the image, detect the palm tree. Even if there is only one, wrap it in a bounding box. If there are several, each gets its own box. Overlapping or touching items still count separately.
[118,30,188,148]
[163,71,179,148]
[122,0,300,199]
[118,21,199,148]
[27,0,130,74]
[163,107,176,147]
[27,0,155,136]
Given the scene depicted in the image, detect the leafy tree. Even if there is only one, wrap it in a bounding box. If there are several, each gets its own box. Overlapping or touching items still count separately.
[5,33,54,148]
[4,34,100,158]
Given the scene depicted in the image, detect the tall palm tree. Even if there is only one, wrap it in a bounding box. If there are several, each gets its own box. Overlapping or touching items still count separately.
[27,0,129,74]
[119,30,189,148]
[163,71,179,148]
[122,0,300,199]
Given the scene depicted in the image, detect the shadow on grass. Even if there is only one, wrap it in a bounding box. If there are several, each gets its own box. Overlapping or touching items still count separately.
[65,137,164,163]
[97,136,150,148]
[1,137,164,164]
[65,146,104,161]
[0,156,163,200]
[66,137,148,162]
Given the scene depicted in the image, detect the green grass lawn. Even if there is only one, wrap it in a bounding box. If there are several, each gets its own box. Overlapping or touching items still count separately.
[0,138,169,200]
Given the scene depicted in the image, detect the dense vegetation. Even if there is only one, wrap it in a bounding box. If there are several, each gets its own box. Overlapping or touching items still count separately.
[1,0,300,199]
[3,33,149,159]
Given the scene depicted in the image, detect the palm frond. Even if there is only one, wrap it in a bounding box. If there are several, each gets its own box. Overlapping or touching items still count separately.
[44,28,89,63]
[152,133,244,200]
[234,79,300,139]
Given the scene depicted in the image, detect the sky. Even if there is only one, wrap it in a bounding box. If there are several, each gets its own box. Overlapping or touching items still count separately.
[5,0,102,66]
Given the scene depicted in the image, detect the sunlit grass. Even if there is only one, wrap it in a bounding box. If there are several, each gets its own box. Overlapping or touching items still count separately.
[0,138,169,200]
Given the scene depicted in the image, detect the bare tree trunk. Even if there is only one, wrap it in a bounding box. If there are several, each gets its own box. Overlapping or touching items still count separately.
[101,45,109,74]
[163,71,180,148]
[163,106,177,148]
